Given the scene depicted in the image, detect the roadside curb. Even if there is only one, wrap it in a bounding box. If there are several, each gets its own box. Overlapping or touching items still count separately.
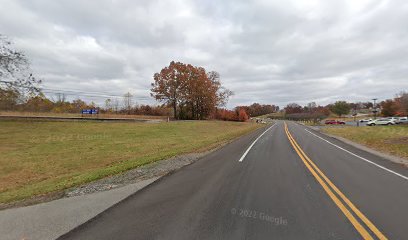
[301,124,408,167]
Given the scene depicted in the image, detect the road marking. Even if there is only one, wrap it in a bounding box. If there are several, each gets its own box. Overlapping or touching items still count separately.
[285,123,388,240]
[291,126,387,239]
[304,128,408,181]
[238,123,276,162]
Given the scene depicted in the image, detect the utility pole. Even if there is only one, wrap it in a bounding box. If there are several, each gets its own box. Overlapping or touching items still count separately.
[372,98,378,119]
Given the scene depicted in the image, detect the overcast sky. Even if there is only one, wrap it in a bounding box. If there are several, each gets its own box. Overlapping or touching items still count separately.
[1,0,407,108]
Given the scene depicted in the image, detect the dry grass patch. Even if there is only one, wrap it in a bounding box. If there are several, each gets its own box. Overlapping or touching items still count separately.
[322,125,408,159]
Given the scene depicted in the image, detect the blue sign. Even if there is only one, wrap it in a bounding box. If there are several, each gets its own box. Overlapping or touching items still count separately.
[81,109,98,114]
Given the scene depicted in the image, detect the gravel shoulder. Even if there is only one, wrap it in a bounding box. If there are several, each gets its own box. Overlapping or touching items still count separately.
[65,151,211,197]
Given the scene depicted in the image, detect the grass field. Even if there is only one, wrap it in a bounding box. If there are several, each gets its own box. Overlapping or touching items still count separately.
[323,125,408,159]
[0,120,262,203]
[0,111,167,120]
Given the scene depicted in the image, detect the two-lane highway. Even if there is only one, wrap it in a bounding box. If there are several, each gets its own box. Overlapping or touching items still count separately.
[58,121,408,240]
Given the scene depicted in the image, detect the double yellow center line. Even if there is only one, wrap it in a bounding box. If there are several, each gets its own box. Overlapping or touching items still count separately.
[284,122,387,240]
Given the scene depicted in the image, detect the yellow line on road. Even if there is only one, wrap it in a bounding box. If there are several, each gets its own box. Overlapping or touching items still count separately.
[286,124,388,240]
[284,122,387,240]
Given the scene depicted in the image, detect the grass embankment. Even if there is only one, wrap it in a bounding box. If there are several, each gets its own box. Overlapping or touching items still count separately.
[323,125,408,159]
[0,111,167,120]
[0,120,262,203]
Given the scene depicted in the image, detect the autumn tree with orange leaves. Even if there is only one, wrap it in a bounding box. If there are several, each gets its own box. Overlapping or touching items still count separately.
[151,61,232,120]
[238,108,249,121]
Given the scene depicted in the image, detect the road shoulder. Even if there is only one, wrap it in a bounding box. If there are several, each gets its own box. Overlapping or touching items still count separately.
[303,124,408,167]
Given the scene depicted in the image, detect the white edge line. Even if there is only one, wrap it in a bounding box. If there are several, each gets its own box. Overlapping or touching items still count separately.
[238,123,276,162]
[304,128,408,181]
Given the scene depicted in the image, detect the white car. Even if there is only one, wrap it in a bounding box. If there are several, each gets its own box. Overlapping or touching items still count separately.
[387,117,400,124]
[359,118,372,122]
[399,117,408,124]
[367,118,396,126]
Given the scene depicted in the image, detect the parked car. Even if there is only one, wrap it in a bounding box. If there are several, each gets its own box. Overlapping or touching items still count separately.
[367,118,396,126]
[359,118,372,122]
[399,117,408,124]
[325,119,346,125]
[386,117,400,124]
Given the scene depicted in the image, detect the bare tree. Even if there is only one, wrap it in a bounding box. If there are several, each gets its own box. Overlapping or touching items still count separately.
[306,102,317,114]
[0,34,42,110]
[105,98,112,112]
[0,34,41,94]
[55,93,66,104]
[112,98,120,113]
[123,92,133,114]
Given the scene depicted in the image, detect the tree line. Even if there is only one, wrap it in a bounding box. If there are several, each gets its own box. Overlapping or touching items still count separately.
[0,91,172,116]
[236,103,279,117]
[280,95,408,121]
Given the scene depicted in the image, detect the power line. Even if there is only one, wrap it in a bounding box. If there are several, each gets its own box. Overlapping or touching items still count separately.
[41,89,150,99]
[40,86,145,98]
[0,80,151,100]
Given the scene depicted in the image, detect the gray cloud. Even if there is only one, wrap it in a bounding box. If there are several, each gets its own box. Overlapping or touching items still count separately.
[1,0,407,107]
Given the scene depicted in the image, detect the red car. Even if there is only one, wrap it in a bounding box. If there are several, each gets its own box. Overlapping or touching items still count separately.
[325,119,346,125]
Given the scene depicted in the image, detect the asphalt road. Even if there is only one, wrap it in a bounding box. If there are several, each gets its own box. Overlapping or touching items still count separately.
[58,121,408,240]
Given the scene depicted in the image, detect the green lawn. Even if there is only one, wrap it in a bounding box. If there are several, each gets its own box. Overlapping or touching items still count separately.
[323,125,408,159]
[0,120,262,203]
